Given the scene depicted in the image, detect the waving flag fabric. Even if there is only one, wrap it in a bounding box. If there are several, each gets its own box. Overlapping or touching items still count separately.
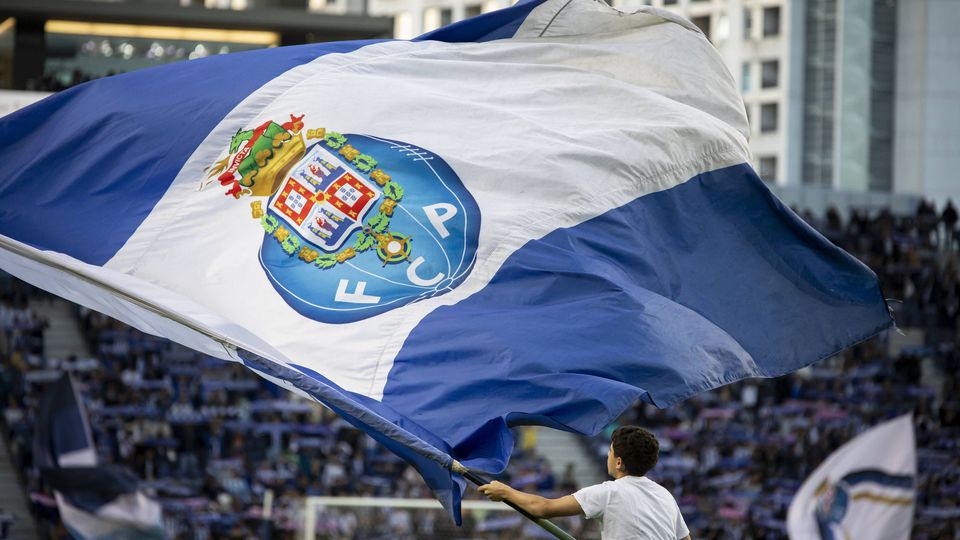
[787,414,916,540]
[35,374,164,539]
[0,0,891,521]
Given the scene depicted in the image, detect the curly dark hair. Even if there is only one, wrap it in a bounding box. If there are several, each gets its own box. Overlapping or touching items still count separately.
[611,426,659,476]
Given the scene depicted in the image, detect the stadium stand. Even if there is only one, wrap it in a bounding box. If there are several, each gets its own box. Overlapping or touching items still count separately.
[1,200,958,538]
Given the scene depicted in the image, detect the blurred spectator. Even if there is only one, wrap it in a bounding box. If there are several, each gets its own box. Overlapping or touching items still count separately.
[942,199,957,250]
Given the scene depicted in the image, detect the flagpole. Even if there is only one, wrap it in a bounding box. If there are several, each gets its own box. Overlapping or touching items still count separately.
[451,461,577,540]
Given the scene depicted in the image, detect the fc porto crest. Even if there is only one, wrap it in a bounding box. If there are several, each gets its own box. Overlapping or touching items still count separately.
[206,114,480,324]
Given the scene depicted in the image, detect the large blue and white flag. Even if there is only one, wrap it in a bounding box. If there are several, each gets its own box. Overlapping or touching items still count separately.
[34,374,164,539]
[0,0,891,521]
[787,414,916,540]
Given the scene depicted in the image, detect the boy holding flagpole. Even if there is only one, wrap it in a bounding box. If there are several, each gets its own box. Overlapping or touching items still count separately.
[479,426,691,540]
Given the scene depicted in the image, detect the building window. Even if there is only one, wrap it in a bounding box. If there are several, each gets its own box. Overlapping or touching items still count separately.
[692,15,711,39]
[743,8,752,39]
[759,156,777,182]
[763,6,781,37]
[466,4,482,17]
[663,0,678,5]
[423,8,437,31]
[481,0,501,13]
[760,102,778,133]
[423,7,452,31]
[741,62,751,93]
[761,60,779,88]
[393,11,413,39]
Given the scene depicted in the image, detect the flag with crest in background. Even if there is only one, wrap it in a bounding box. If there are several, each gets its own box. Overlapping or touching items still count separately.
[34,374,165,539]
[787,414,916,540]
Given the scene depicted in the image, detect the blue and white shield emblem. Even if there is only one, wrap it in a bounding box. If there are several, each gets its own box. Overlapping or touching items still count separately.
[214,120,480,324]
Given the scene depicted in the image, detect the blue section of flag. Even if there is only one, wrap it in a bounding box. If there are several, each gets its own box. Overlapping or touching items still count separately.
[48,405,90,461]
[380,163,892,474]
[0,40,380,266]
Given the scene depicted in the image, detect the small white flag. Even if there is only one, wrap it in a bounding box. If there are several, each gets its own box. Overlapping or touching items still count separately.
[787,414,916,540]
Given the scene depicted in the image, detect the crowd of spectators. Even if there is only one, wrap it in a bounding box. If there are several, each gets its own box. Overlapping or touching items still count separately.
[587,199,960,539]
[801,199,960,332]
[2,199,959,539]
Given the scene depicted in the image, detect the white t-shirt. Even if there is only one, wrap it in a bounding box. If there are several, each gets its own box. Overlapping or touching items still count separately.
[573,476,689,540]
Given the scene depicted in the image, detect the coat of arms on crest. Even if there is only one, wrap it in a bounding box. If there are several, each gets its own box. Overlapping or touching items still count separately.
[204,113,481,324]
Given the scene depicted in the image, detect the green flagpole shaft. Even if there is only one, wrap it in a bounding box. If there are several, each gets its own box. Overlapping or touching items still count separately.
[452,461,577,540]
